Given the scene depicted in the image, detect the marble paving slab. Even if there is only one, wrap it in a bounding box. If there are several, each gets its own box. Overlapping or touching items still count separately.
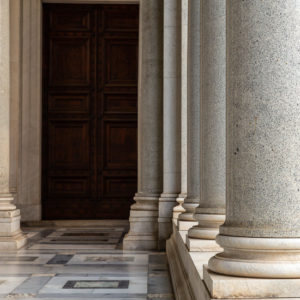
[0,254,55,265]
[29,244,117,250]
[0,276,28,294]
[68,254,148,265]
[39,276,147,294]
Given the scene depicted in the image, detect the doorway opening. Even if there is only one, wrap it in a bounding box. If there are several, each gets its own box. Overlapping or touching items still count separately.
[42,3,139,220]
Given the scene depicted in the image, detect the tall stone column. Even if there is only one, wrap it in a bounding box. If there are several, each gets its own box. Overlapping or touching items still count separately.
[123,0,163,250]
[173,0,188,225]
[158,0,181,247]
[205,2,300,298]
[0,0,26,250]
[177,0,201,233]
[187,0,226,251]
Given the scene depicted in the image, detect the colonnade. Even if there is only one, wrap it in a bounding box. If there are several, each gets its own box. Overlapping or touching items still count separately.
[125,0,300,299]
[0,0,300,298]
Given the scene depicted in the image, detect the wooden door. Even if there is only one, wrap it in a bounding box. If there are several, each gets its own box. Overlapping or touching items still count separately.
[42,4,138,219]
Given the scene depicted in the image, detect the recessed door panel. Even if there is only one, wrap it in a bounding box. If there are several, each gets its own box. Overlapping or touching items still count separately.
[104,39,138,85]
[49,37,90,86]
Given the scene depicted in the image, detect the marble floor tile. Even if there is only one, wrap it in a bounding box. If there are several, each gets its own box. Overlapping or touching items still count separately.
[0,254,55,265]
[29,244,117,250]
[0,276,28,294]
[39,276,147,294]
[39,238,120,245]
[0,226,174,299]
[68,254,148,265]
[10,275,52,296]
[46,254,74,265]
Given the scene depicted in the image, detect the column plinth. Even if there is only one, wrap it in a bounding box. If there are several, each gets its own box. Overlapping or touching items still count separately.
[124,194,159,250]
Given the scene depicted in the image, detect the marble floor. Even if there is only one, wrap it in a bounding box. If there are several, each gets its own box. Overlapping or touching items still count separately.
[0,224,174,300]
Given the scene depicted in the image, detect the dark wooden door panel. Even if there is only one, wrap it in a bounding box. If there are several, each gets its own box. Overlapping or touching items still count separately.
[104,39,138,85]
[42,4,138,220]
[48,120,91,169]
[104,121,137,169]
[49,37,91,87]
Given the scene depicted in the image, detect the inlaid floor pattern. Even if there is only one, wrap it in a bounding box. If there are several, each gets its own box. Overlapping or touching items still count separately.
[0,225,174,300]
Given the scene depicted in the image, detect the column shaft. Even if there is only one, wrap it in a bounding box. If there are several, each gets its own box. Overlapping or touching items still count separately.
[208,0,300,279]
[0,0,26,250]
[158,0,181,247]
[187,0,226,250]
[177,0,201,232]
[123,0,163,250]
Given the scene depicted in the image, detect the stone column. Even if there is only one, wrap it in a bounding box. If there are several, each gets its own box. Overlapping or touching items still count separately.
[158,0,181,247]
[0,0,26,250]
[177,0,201,233]
[187,0,226,251]
[173,0,188,225]
[205,2,300,297]
[123,0,163,250]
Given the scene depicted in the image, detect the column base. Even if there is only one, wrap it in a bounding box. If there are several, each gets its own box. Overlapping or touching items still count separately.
[209,235,300,278]
[0,232,27,250]
[204,266,300,299]
[0,209,27,250]
[123,194,158,250]
[172,194,186,225]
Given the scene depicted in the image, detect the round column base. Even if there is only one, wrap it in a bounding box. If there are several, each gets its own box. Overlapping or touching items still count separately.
[179,200,200,221]
[188,213,225,239]
[209,235,300,278]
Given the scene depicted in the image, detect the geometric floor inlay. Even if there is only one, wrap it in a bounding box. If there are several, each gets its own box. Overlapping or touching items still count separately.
[63,280,129,289]
[85,256,134,262]
[0,225,174,299]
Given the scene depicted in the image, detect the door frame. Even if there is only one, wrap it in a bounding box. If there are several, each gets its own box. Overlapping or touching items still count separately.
[17,0,139,221]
